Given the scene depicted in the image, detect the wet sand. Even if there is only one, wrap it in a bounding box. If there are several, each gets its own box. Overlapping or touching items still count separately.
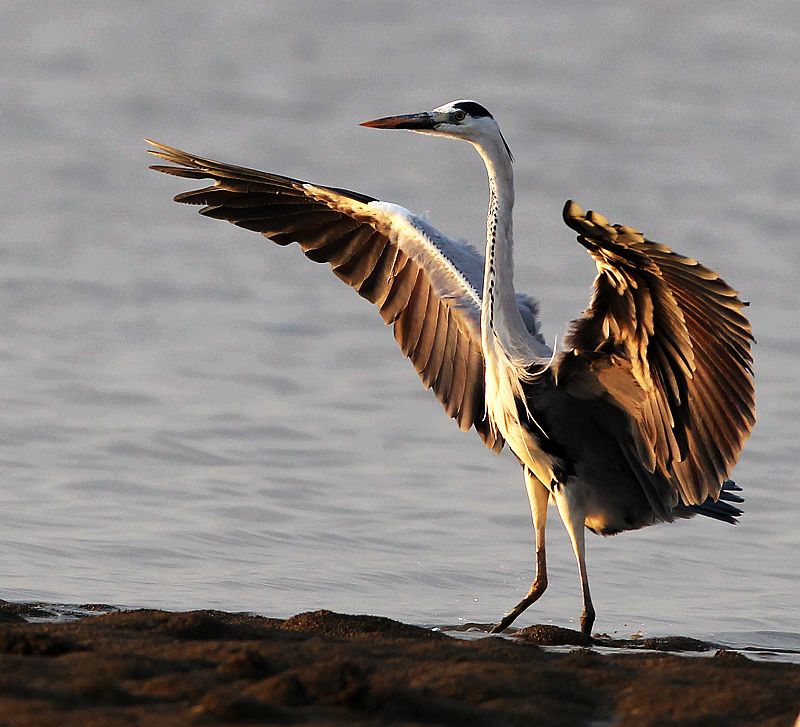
[0,604,797,726]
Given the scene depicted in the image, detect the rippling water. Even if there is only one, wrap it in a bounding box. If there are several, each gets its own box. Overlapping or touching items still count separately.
[1,1,797,656]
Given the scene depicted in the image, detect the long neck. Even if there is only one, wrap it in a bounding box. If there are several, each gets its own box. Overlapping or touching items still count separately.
[473,136,535,360]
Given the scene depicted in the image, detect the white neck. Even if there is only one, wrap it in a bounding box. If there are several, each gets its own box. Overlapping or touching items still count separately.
[471,135,540,363]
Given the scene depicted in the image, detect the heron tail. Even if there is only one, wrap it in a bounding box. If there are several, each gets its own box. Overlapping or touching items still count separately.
[678,480,744,525]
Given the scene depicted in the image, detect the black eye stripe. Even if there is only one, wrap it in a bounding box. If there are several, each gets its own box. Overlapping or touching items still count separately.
[452,101,493,119]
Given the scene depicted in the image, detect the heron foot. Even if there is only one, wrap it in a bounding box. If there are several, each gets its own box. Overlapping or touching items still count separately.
[490,577,548,634]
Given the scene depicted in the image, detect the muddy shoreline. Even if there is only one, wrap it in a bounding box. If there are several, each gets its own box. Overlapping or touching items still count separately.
[0,603,797,726]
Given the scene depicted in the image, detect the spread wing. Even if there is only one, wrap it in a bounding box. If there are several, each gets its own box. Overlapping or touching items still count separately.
[147,140,546,453]
[556,200,754,516]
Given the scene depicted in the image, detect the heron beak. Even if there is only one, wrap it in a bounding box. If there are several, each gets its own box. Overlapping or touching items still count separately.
[360,112,436,130]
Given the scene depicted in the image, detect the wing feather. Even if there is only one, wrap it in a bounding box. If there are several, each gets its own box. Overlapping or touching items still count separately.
[559,200,754,510]
[379,253,417,323]
[420,300,449,389]
[148,140,545,451]
[436,312,458,410]
[412,291,441,369]
[396,273,429,357]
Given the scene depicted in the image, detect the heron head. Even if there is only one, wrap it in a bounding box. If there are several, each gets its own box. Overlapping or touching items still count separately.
[360,100,513,161]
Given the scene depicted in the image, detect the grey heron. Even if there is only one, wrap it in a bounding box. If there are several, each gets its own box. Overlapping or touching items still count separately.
[147,99,754,635]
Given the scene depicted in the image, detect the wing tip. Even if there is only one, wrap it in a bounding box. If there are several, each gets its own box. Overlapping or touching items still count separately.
[562,199,585,226]
[561,200,618,242]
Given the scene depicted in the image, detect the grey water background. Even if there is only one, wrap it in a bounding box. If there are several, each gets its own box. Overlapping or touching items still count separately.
[1,1,797,658]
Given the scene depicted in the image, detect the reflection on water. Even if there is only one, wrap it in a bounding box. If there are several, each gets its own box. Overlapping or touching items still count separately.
[0,1,797,655]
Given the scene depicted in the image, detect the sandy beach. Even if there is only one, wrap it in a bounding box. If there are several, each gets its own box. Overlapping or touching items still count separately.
[0,603,797,726]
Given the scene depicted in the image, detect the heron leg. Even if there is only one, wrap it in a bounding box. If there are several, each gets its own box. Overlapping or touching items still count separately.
[553,486,595,636]
[490,468,549,633]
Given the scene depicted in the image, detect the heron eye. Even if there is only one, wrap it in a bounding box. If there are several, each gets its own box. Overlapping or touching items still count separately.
[453,110,467,122]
